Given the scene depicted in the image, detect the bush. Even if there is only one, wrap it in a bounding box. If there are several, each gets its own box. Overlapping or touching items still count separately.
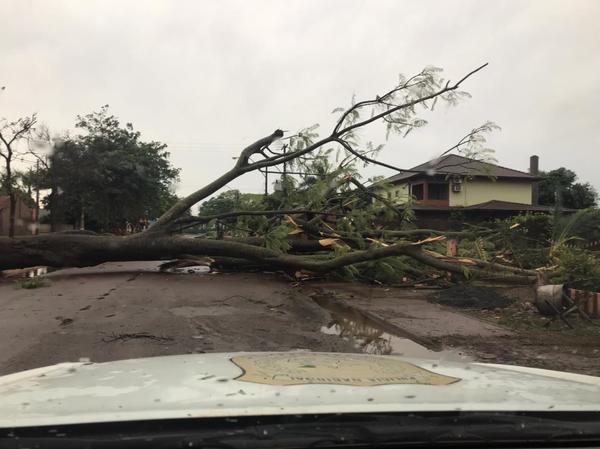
[492,214,552,268]
[551,248,600,291]
[17,277,49,289]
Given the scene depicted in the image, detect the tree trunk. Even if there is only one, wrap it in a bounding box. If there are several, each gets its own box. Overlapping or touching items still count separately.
[6,153,15,237]
[34,184,40,235]
[2,154,16,237]
[0,233,537,285]
[8,189,16,238]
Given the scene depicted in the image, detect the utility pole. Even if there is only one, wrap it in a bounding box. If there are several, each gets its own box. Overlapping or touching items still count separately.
[34,159,40,235]
[264,168,268,196]
[282,144,287,199]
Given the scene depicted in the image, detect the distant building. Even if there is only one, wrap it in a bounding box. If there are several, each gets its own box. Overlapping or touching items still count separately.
[0,195,36,236]
[376,154,565,226]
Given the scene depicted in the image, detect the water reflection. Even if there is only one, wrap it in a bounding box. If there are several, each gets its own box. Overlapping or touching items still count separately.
[321,316,436,358]
[314,294,469,361]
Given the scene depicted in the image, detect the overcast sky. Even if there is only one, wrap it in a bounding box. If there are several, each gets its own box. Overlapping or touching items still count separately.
[2,0,599,201]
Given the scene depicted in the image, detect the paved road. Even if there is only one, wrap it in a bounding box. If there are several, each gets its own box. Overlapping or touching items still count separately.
[1,262,521,377]
[308,282,513,338]
[0,263,358,375]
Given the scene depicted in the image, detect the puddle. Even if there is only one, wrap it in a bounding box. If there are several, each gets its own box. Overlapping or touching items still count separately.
[313,294,470,362]
[320,320,437,357]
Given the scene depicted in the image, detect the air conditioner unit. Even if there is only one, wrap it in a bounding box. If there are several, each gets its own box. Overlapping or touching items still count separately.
[452,183,462,193]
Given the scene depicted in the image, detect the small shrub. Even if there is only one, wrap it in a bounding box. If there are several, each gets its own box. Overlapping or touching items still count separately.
[551,248,600,291]
[17,277,49,289]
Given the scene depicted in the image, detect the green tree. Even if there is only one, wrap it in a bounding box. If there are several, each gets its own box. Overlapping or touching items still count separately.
[538,167,597,209]
[0,114,37,236]
[199,190,244,216]
[47,106,179,232]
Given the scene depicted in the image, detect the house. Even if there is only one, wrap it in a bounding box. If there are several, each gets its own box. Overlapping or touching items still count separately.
[378,154,558,226]
[0,195,36,236]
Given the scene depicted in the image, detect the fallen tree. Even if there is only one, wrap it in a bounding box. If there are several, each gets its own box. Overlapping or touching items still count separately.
[1,63,537,284]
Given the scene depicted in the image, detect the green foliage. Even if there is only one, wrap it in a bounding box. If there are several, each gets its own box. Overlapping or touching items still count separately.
[199,190,262,216]
[491,214,552,268]
[551,208,600,253]
[551,248,600,291]
[288,124,320,154]
[17,277,49,289]
[476,210,600,274]
[46,106,179,232]
[461,266,472,280]
[355,257,414,284]
[457,237,494,261]
[195,190,267,237]
[264,224,292,253]
[538,167,597,209]
[448,210,466,222]
[7,167,50,206]
[398,201,416,227]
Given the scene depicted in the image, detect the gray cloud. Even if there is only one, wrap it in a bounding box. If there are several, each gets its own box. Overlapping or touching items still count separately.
[2,0,599,199]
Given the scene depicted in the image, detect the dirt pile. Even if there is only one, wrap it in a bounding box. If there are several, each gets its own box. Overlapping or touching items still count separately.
[431,285,514,310]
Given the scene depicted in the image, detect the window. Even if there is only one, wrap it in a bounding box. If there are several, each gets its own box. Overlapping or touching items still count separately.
[411,183,424,200]
[428,183,449,200]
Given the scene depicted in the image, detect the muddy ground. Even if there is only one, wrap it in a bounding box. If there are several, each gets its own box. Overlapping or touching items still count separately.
[307,282,600,376]
[1,262,600,376]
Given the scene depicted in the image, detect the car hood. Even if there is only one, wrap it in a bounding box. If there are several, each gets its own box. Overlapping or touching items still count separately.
[1,352,600,428]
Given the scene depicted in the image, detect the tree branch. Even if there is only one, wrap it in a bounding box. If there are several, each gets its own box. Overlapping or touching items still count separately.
[336,64,488,137]
[173,209,344,226]
[335,138,414,174]
[235,129,284,168]
[0,233,535,285]
[345,176,404,220]
[148,65,488,233]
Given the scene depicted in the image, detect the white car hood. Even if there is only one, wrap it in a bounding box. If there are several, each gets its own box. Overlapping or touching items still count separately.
[1,352,599,428]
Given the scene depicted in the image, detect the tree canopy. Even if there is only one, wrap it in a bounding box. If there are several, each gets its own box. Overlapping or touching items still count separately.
[47,106,180,232]
[538,167,597,209]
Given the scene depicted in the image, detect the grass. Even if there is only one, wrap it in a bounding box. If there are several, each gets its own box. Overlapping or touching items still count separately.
[16,277,50,289]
